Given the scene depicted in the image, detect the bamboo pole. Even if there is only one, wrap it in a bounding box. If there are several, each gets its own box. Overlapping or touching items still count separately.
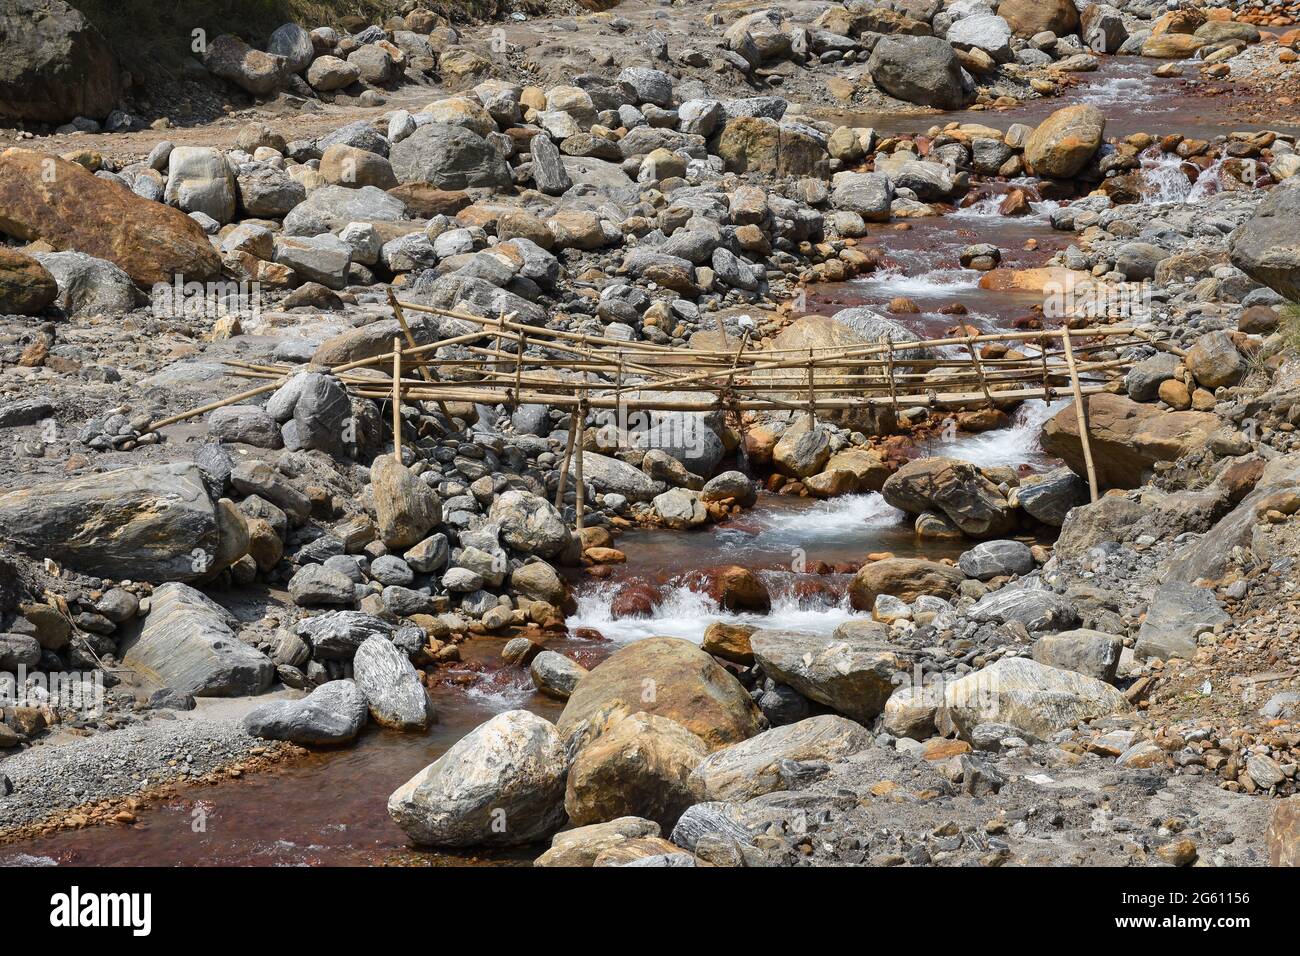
[555,410,578,510]
[1061,327,1099,502]
[392,337,403,463]
[574,392,587,533]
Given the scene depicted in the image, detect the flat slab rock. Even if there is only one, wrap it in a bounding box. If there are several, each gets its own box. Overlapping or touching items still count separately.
[689,714,874,803]
[122,583,273,697]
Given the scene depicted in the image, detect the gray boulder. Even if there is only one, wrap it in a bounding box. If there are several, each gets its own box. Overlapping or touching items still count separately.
[0,463,226,582]
[1031,629,1123,683]
[687,715,872,802]
[967,587,1079,632]
[268,23,314,73]
[297,610,393,660]
[488,490,571,559]
[958,539,1035,580]
[943,657,1128,740]
[867,35,974,110]
[1134,582,1228,661]
[243,680,369,745]
[1012,467,1087,526]
[388,709,569,847]
[389,123,512,190]
[31,251,138,316]
[283,185,406,236]
[353,635,432,730]
[1229,176,1300,301]
[749,626,900,723]
[0,0,120,124]
[122,582,274,696]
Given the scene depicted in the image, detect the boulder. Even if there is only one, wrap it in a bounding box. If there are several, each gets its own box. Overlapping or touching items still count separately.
[306,55,360,92]
[0,148,221,285]
[388,710,568,847]
[1124,352,1181,402]
[353,634,432,730]
[1133,582,1228,661]
[1185,330,1243,390]
[288,564,356,606]
[997,0,1080,38]
[489,490,570,559]
[882,457,1016,537]
[867,35,973,110]
[31,251,137,315]
[203,33,289,97]
[556,637,764,752]
[297,611,392,661]
[958,539,1035,579]
[1024,105,1105,179]
[0,0,120,123]
[688,715,873,802]
[1040,393,1219,489]
[1031,629,1123,683]
[773,424,831,478]
[165,146,237,224]
[831,172,895,222]
[0,247,57,315]
[943,657,1128,739]
[268,23,315,73]
[573,454,660,504]
[535,817,662,867]
[946,15,1014,63]
[653,488,707,528]
[243,680,369,745]
[282,184,406,236]
[530,651,587,700]
[388,123,512,190]
[967,587,1079,632]
[1011,467,1086,526]
[565,711,706,830]
[371,455,443,549]
[122,582,274,696]
[750,625,901,722]
[0,463,229,582]
[849,558,965,611]
[1230,177,1300,301]
[1268,798,1300,867]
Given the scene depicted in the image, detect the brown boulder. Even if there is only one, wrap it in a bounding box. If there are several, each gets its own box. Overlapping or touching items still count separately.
[1141,34,1207,58]
[386,184,471,218]
[689,565,771,613]
[1040,392,1219,489]
[0,1,120,124]
[849,558,965,611]
[564,711,706,830]
[881,457,1016,537]
[0,149,221,286]
[1268,797,1300,866]
[997,0,1080,38]
[0,247,57,315]
[701,622,757,665]
[556,637,764,752]
[1024,105,1106,179]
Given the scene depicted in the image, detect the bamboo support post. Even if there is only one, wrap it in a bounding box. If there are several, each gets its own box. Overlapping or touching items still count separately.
[392,337,404,462]
[574,395,588,532]
[555,410,578,510]
[1061,327,1099,502]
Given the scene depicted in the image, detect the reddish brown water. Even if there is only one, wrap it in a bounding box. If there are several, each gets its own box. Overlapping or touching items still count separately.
[825,54,1300,140]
